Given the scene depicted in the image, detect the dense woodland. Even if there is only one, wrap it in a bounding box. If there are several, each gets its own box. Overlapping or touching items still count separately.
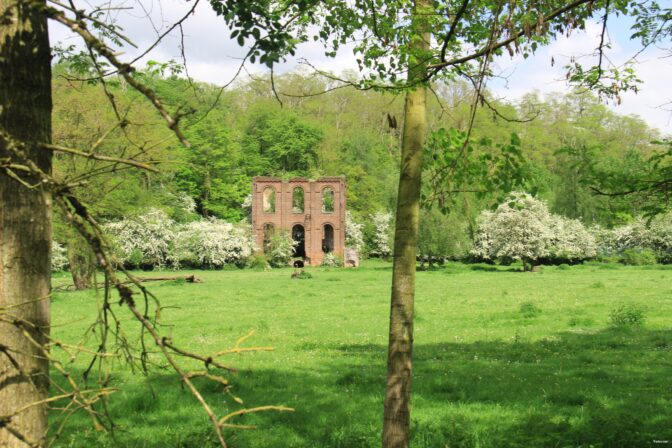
[52,62,666,261]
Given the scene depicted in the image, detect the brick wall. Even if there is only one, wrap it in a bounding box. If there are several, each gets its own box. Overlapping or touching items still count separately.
[251,177,346,266]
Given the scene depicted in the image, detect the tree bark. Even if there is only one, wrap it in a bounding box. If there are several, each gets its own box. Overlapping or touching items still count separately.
[0,1,52,446]
[382,0,430,447]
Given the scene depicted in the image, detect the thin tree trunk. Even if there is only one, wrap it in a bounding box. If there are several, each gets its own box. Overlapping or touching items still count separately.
[382,0,430,446]
[0,1,52,446]
[67,243,94,290]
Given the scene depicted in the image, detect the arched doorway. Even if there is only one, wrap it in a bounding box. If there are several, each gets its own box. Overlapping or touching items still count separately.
[322,224,334,253]
[292,224,306,258]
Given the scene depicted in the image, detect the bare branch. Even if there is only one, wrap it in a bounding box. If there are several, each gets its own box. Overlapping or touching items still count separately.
[41,143,160,172]
[429,0,594,71]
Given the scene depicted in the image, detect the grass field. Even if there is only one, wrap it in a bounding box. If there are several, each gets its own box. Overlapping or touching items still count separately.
[49,261,672,447]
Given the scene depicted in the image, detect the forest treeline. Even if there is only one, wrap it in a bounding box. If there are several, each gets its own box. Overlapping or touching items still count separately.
[52,62,666,257]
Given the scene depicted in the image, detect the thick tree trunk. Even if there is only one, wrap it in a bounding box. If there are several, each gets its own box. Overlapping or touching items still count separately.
[381,1,430,447]
[0,1,52,446]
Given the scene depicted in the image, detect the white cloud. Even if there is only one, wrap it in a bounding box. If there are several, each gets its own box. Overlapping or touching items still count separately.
[489,20,672,134]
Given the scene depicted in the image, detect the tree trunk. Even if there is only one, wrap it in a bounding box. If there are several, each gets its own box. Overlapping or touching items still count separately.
[202,163,211,217]
[67,241,94,290]
[0,1,52,446]
[382,0,430,446]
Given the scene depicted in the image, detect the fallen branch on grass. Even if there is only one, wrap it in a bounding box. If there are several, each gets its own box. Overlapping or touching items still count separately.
[133,274,203,283]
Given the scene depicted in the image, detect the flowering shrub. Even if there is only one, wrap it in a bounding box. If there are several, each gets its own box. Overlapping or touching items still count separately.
[179,193,197,215]
[104,209,257,269]
[472,192,554,267]
[591,212,672,263]
[321,253,343,267]
[174,219,255,268]
[612,218,648,253]
[51,241,69,272]
[345,211,364,252]
[548,215,597,262]
[266,230,296,268]
[646,212,672,263]
[589,225,620,258]
[369,211,393,257]
[104,208,177,269]
[472,192,597,267]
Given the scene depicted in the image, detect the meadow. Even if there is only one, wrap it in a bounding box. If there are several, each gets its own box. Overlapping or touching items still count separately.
[50,261,672,447]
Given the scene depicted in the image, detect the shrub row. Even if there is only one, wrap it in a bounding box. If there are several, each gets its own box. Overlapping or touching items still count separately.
[472,192,597,266]
[103,209,260,269]
[591,214,672,264]
[472,192,672,266]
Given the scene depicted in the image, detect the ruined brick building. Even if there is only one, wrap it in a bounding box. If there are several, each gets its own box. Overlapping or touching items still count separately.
[251,177,346,266]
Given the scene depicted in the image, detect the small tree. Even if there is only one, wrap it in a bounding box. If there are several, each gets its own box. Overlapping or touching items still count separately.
[417,208,468,267]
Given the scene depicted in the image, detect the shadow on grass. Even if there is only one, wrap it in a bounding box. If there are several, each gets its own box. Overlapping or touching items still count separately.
[50,328,672,447]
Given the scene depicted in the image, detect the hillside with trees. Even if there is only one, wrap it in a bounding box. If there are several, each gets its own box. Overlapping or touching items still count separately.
[52,63,666,258]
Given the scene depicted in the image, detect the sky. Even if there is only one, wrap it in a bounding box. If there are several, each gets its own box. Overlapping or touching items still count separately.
[50,0,672,135]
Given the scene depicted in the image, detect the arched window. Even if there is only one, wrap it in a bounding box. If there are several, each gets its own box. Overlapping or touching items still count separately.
[262,223,275,254]
[262,187,276,213]
[322,224,334,253]
[322,187,334,213]
[292,187,304,213]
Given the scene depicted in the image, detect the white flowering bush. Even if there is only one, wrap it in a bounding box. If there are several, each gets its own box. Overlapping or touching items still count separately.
[241,193,253,218]
[472,192,597,267]
[266,230,296,267]
[589,220,646,259]
[345,211,364,252]
[321,252,343,267]
[51,241,69,272]
[613,218,649,252]
[589,225,619,257]
[591,212,672,263]
[548,215,597,261]
[369,211,393,257]
[472,192,554,268]
[105,209,261,269]
[174,219,256,268]
[645,212,672,262]
[180,193,197,215]
[104,208,177,269]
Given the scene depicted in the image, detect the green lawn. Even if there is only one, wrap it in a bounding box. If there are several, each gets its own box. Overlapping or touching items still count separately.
[50,261,672,447]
